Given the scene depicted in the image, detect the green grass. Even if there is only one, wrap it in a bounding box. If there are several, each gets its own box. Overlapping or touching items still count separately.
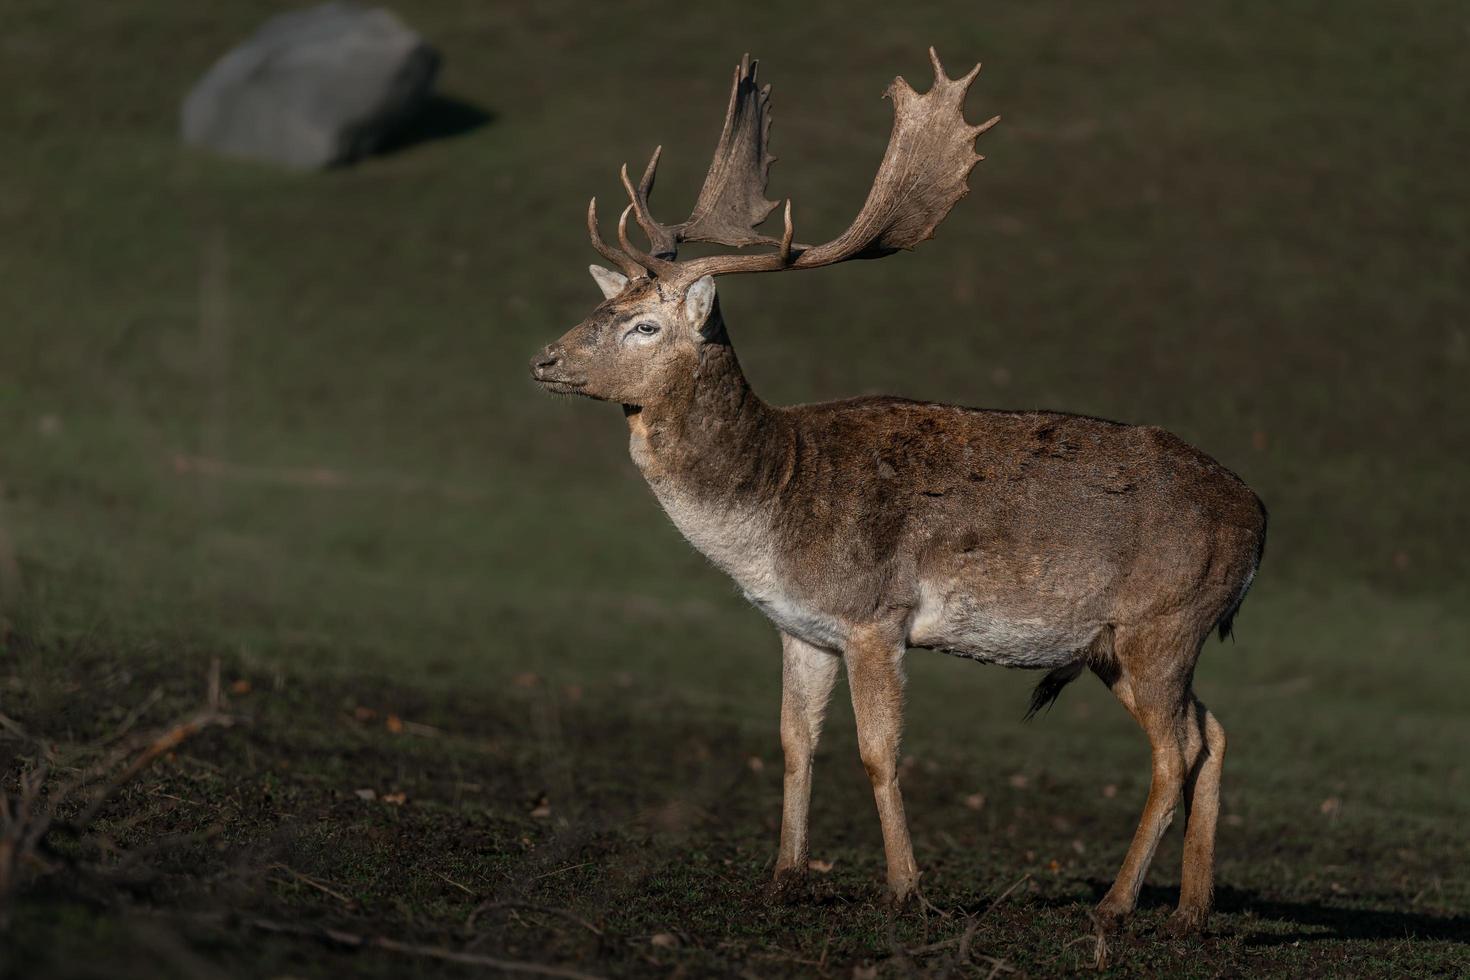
[2,1,1468,976]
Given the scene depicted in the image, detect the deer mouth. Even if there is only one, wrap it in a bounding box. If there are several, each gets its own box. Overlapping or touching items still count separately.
[530,358,589,395]
[534,376,588,395]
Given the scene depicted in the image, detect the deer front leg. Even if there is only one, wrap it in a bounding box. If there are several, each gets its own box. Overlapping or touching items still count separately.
[774,632,842,891]
[845,626,919,902]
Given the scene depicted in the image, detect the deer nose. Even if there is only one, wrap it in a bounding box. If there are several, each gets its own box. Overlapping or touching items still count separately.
[530,346,563,379]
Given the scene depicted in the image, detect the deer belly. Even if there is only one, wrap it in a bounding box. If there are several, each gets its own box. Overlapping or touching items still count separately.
[908,585,1090,668]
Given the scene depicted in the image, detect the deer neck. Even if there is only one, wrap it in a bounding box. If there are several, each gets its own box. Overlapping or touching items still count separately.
[623,317,835,645]
[625,330,785,506]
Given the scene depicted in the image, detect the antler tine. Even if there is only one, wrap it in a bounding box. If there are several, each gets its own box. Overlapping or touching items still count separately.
[928,45,948,80]
[778,198,794,263]
[620,149,680,260]
[944,56,997,140]
[674,198,797,280]
[638,145,661,196]
[587,197,646,279]
[617,204,675,277]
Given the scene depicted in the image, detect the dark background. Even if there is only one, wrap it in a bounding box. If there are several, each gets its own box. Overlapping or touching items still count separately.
[2,2,1466,976]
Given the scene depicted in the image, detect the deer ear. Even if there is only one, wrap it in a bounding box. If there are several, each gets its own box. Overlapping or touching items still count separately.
[588,265,629,299]
[683,276,717,334]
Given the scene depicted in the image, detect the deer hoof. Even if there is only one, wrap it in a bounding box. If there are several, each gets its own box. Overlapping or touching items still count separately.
[1165,906,1209,937]
[766,866,808,903]
[1090,901,1131,934]
[883,880,919,909]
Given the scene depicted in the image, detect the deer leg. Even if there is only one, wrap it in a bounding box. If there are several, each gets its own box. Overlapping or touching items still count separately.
[773,632,842,888]
[1094,654,1190,929]
[845,627,919,902]
[1170,695,1226,934]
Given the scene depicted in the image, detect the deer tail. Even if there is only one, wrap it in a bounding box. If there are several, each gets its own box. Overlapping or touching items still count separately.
[1024,661,1085,721]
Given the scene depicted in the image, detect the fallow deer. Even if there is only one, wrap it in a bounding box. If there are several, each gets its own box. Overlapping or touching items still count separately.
[530,50,1267,934]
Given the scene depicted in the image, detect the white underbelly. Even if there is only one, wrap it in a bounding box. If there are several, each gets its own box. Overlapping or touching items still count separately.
[907,583,1091,668]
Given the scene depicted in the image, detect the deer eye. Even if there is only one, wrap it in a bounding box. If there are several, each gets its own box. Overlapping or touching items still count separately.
[634,321,660,336]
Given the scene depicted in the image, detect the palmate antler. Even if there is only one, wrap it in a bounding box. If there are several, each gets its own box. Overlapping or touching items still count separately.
[587,48,999,284]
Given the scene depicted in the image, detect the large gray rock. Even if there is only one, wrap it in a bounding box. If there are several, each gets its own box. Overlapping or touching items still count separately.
[182,2,440,169]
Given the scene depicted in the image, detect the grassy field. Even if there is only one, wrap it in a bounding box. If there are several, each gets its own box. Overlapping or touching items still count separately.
[2,1,1468,976]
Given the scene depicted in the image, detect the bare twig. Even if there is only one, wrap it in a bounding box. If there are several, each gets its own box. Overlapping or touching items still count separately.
[982,955,1014,978]
[103,688,164,746]
[977,872,1031,921]
[465,900,603,938]
[915,881,953,919]
[268,863,358,908]
[956,914,983,968]
[1042,932,1098,972]
[434,869,477,897]
[912,873,1031,959]
[532,861,592,880]
[0,662,236,924]
[899,872,1029,980]
[68,704,234,831]
[149,790,202,807]
[1085,910,1110,971]
[242,916,604,979]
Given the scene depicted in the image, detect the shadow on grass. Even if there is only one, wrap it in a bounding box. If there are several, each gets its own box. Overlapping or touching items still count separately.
[377,94,495,156]
[1218,891,1470,946]
[1104,882,1470,945]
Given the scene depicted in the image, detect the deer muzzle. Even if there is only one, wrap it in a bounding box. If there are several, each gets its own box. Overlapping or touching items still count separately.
[529,345,586,392]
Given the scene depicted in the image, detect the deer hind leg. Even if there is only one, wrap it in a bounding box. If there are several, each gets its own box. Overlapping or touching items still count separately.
[1171,695,1226,934]
[774,632,842,888]
[1093,623,1197,929]
[845,625,919,902]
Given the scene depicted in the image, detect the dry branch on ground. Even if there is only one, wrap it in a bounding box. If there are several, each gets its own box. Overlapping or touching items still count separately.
[0,660,235,925]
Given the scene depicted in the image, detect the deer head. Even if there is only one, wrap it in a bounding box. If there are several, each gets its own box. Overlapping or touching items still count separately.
[530,50,999,407]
